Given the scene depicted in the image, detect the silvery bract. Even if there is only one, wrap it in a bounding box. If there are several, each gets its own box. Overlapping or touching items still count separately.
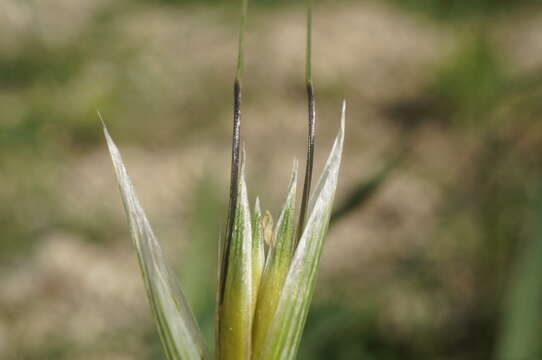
[104,125,209,360]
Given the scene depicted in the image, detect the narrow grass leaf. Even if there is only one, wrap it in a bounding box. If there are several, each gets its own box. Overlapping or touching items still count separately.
[497,192,542,360]
[252,160,299,359]
[219,153,253,360]
[259,102,345,360]
[103,125,208,360]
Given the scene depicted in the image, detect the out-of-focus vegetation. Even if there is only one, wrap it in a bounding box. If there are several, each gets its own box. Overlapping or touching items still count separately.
[390,0,535,20]
[1,0,542,359]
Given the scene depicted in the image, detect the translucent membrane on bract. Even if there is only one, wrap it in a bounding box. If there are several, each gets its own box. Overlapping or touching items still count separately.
[104,125,208,360]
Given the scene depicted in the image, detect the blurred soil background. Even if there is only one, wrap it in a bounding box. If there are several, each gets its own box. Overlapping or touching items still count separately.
[1,0,542,359]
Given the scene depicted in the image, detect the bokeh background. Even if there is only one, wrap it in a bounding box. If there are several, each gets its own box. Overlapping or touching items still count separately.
[1,0,542,359]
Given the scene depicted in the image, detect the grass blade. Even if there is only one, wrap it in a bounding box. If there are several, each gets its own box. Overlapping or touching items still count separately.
[497,191,542,360]
[103,124,208,360]
[259,102,345,360]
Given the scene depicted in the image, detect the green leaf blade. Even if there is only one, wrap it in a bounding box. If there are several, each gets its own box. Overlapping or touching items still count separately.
[103,125,208,360]
[259,102,346,360]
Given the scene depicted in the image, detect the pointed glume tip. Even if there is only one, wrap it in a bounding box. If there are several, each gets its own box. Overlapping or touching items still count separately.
[340,100,346,132]
[97,110,106,129]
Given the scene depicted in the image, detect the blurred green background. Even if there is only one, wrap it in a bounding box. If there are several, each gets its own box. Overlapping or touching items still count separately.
[1,0,542,359]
